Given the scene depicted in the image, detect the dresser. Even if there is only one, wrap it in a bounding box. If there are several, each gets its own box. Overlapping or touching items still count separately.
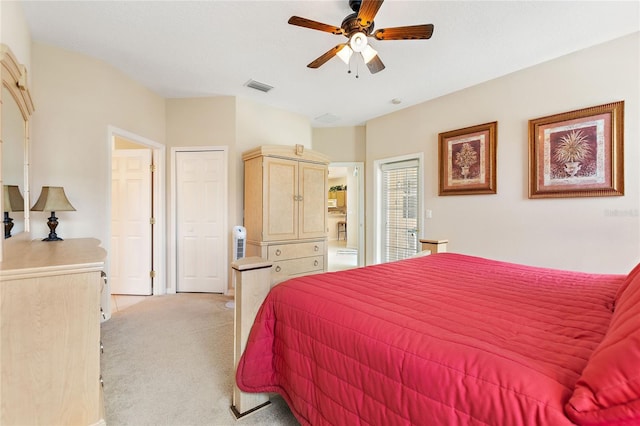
[243,145,330,280]
[0,236,107,426]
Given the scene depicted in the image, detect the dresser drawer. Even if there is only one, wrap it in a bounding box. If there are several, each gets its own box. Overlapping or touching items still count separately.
[268,241,324,261]
[272,256,324,276]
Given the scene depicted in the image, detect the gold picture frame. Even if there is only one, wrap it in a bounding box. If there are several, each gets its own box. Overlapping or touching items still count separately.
[528,101,624,199]
[438,122,497,196]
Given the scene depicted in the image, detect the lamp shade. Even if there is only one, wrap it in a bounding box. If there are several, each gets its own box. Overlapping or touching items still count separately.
[3,185,24,212]
[336,44,353,64]
[31,186,76,212]
[361,45,378,64]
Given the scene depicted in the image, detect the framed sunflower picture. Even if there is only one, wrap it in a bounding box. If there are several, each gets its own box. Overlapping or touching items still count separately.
[528,101,624,199]
[438,121,497,196]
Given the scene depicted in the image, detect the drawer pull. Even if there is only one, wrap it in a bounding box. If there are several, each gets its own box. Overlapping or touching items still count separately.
[275,266,281,272]
[314,260,319,266]
[314,245,319,251]
[275,249,282,256]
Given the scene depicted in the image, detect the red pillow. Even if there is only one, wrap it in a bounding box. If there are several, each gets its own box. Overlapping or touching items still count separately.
[566,263,640,425]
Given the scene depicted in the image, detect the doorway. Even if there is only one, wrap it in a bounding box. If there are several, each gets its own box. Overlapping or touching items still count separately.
[111,146,152,295]
[171,147,228,293]
[374,154,424,264]
[107,126,166,318]
[327,162,364,271]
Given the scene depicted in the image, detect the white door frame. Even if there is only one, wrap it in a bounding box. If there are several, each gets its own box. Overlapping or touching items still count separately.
[105,126,166,317]
[373,153,424,264]
[169,146,229,294]
[329,161,365,267]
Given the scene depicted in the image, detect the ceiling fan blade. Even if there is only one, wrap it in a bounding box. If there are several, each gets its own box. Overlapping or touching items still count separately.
[366,55,385,74]
[307,44,347,68]
[288,16,344,35]
[357,0,384,27]
[373,24,434,40]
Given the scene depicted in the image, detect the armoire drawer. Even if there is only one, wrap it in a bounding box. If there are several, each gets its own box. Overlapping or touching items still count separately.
[272,255,324,276]
[267,241,324,261]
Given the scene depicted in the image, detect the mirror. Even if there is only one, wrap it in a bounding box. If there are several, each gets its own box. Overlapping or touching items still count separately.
[2,86,26,234]
[1,44,34,255]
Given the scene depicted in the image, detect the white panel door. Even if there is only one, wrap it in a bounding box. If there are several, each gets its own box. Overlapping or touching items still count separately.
[111,149,152,295]
[176,150,226,293]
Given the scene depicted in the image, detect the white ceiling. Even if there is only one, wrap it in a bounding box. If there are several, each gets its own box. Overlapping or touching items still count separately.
[19,1,639,128]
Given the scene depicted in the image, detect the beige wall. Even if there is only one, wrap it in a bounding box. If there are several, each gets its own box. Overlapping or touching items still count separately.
[366,32,640,274]
[0,1,31,74]
[166,96,312,291]
[165,95,237,221]
[235,97,312,230]
[30,42,166,249]
[312,126,366,162]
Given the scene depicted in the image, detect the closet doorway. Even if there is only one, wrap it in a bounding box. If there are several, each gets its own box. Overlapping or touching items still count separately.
[171,147,228,294]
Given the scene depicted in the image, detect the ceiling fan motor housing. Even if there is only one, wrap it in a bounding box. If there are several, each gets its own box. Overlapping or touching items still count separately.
[349,0,362,12]
[342,12,373,37]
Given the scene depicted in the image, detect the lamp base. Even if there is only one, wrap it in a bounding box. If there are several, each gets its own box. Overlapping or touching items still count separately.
[42,211,63,242]
[4,212,14,239]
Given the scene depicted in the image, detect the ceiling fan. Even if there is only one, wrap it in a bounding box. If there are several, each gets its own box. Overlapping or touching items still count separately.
[288,0,434,74]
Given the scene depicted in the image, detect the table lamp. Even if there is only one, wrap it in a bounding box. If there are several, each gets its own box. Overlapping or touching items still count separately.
[3,185,24,239]
[31,186,76,241]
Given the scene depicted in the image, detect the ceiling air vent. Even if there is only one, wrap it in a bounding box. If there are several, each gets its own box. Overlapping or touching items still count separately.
[245,79,274,93]
[314,113,340,124]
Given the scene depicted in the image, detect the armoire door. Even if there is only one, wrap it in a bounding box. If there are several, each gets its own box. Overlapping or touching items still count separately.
[298,161,328,239]
[263,156,298,241]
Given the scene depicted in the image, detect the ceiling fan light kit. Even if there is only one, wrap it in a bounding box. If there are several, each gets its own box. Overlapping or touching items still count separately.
[361,45,378,64]
[336,44,353,64]
[288,0,434,74]
[349,32,368,52]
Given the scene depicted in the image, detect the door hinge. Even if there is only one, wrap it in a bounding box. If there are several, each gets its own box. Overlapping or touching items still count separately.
[150,270,156,279]
[150,217,156,225]
[150,164,157,172]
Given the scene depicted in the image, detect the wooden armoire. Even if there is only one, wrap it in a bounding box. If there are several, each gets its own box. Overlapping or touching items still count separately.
[243,145,330,280]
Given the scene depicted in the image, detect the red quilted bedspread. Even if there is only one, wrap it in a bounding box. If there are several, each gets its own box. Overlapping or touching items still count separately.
[236,253,625,425]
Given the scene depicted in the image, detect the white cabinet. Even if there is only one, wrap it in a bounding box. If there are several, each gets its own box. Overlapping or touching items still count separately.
[0,237,107,426]
[243,145,329,279]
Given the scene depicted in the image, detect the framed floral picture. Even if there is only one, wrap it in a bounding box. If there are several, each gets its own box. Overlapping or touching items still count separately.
[438,121,497,195]
[528,101,624,198]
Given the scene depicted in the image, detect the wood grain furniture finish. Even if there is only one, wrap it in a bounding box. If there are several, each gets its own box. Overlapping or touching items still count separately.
[230,257,273,418]
[0,237,107,426]
[419,238,448,254]
[243,145,330,281]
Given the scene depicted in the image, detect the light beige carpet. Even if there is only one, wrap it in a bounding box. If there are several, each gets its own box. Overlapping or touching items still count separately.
[100,293,300,426]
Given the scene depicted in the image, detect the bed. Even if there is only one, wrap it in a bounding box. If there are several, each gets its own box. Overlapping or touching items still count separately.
[234,252,640,425]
